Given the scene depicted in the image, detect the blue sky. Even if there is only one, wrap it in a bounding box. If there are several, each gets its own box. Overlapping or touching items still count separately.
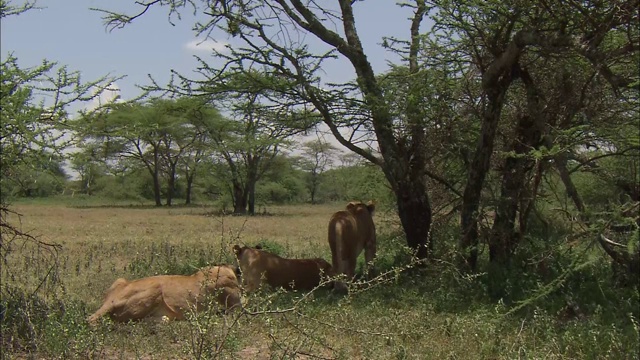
[2,1,417,107]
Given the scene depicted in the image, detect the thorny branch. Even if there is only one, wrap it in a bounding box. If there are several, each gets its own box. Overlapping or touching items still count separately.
[1,205,62,295]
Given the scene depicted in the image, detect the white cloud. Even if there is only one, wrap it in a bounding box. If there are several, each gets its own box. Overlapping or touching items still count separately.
[185,38,229,53]
[86,82,122,111]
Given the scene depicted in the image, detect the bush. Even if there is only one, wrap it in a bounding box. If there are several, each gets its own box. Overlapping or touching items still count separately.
[93,175,146,201]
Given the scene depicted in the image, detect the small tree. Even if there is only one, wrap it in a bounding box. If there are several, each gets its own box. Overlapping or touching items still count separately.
[1,0,115,350]
[299,139,337,204]
[204,72,317,214]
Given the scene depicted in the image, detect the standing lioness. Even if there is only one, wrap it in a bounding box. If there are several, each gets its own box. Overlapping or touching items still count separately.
[87,265,241,324]
[233,245,332,292]
[328,201,376,292]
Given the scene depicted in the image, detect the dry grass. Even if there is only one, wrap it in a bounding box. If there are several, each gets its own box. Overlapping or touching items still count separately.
[5,202,419,359]
[2,203,637,359]
[5,203,365,304]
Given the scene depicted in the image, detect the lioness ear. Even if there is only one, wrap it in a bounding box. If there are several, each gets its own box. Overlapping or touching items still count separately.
[233,245,242,256]
[255,244,263,250]
[346,202,357,211]
[367,201,376,215]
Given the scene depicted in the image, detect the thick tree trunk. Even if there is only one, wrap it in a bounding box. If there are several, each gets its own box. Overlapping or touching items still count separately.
[185,172,194,205]
[310,187,316,205]
[490,155,532,265]
[459,31,541,270]
[152,166,162,207]
[232,181,247,214]
[248,181,256,215]
[246,164,258,215]
[490,67,545,265]
[397,194,432,260]
[459,81,512,270]
[390,172,432,260]
[166,165,176,206]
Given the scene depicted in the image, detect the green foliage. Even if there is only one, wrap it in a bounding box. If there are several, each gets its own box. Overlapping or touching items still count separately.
[1,5,117,355]
[75,97,223,206]
[1,160,67,199]
[571,171,619,210]
[0,56,110,203]
[321,164,394,206]
[254,158,307,205]
[256,181,294,204]
[253,239,286,257]
[0,285,107,358]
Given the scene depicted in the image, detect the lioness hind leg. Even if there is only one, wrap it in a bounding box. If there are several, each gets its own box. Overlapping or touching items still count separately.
[364,239,377,278]
[333,257,356,294]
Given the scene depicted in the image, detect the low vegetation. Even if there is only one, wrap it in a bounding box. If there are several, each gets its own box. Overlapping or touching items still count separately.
[1,201,638,359]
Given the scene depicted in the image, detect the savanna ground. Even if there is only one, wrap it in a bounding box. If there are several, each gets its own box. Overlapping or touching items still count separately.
[1,199,639,359]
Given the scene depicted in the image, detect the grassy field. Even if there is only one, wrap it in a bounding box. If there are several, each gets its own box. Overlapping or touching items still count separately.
[2,202,639,359]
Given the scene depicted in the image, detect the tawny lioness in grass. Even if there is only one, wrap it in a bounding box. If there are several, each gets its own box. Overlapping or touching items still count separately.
[88,265,241,324]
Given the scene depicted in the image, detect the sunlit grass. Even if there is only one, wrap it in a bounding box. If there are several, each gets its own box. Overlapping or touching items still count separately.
[2,202,638,359]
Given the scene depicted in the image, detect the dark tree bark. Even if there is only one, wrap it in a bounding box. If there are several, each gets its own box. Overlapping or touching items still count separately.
[246,156,258,215]
[490,66,545,265]
[490,115,541,264]
[232,180,248,215]
[165,163,176,206]
[459,70,515,270]
[458,28,552,270]
[152,167,162,206]
[151,150,162,207]
[185,170,195,205]
[392,174,432,259]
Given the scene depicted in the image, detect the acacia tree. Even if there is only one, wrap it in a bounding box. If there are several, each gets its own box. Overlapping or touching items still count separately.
[203,76,316,214]
[155,98,221,205]
[167,97,225,205]
[1,2,116,349]
[69,142,109,195]
[98,0,437,258]
[427,0,640,268]
[78,98,217,206]
[1,59,113,201]
[80,102,165,205]
[297,139,338,204]
[1,1,114,204]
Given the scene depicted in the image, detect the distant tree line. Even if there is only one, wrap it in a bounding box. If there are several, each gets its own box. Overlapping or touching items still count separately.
[2,93,392,211]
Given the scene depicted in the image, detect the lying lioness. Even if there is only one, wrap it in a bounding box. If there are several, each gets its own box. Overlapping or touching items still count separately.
[87,265,241,324]
[233,245,332,292]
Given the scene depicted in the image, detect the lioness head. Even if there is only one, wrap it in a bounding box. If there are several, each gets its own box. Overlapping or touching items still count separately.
[233,244,263,253]
[346,200,375,216]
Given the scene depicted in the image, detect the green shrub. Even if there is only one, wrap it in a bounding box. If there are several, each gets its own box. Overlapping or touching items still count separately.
[254,238,287,256]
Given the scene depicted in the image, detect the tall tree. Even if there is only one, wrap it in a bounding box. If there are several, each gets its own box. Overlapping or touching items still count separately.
[78,98,219,206]
[80,102,165,205]
[203,73,316,214]
[98,0,437,258]
[155,98,220,205]
[427,0,640,269]
[1,56,113,201]
[97,0,638,263]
